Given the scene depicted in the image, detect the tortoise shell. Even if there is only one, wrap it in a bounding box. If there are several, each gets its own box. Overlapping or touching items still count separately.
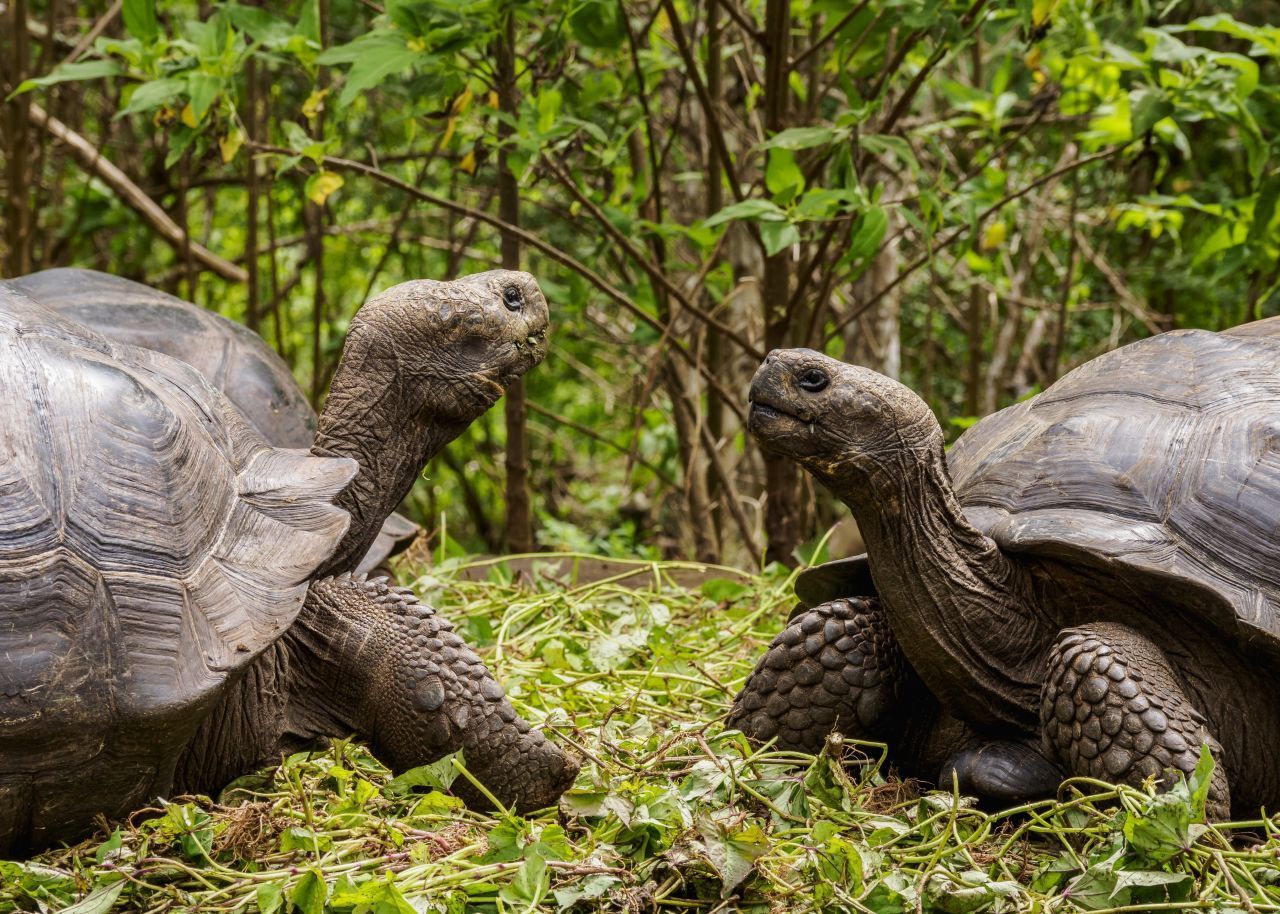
[0,283,354,746]
[798,319,1280,649]
[10,269,418,571]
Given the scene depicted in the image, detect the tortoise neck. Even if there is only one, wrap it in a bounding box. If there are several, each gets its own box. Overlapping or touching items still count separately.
[834,440,1044,732]
[310,362,465,577]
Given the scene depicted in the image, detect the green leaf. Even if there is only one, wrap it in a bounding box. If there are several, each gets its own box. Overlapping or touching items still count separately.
[1249,174,1280,243]
[704,198,785,228]
[570,0,625,49]
[847,206,889,262]
[860,134,920,172]
[60,883,126,914]
[223,4,294,45]
[762,126,839,150]
[1188,745,1216,819]
[12,60,123,97]
[117,78,185,117]
[256,882,284,914]
[765,148,804,202]
[288,869,328,914]
[696,814,768,895]
[1123,790,1194,863]
[552,873,620,911]
[330,874,418,914]
[700,578,749,601]
[123,0,159,43]
[317,31,418,109]
[185,72,222,124]
[500,849,550,905]
[386,752,460,796]
[760,220,800,256]
[1129,86,1172,137]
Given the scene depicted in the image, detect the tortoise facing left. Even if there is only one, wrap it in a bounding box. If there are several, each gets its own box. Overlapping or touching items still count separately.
[0,271,576,857]
[731,320,1280,819]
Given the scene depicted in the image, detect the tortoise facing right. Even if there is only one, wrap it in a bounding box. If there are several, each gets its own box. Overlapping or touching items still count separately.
[0,270,575,857]
[730,319,1280,818]
[9,268,419,575]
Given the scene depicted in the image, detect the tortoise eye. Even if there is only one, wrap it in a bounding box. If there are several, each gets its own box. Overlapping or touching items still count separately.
[798,369,829,393]
[502,285,525,311]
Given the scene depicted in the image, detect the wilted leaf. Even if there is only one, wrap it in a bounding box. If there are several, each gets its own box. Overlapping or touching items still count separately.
[59,882,125,914]
[301,88,328,120]
[696,814,768,895]
[219,128,245,163]
[306,170,344,205]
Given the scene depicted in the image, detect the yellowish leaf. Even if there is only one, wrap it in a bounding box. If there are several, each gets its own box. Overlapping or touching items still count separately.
[181,103,199,128]
[302,88,328,120]
[1031,0,1058,26]
[451,88,473,115]
[307,170,344,205]
[1023,47,1042,71]
[487,91,498,109]
[442,117,457,147]
[459,149,476,175]
[407,37,428,52]
[980,221,1007,251]
[219,128,245,164]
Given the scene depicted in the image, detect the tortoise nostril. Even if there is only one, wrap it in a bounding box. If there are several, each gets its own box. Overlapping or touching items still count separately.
[798,368,829,393]
[502,285,524,311]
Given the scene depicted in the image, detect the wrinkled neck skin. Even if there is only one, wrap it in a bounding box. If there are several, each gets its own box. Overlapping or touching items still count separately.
[311,336,469,577]
[822,439,1047,733]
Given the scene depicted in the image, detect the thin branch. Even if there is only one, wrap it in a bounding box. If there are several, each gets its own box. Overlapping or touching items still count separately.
[60,0,121,67]
[715,0,764,43]
[658,0,747,205]
[528,401,677,488]
[252,142,749,425]
[28,101,246,283]
[827,145,1125,342]
[790,0,870,72]
[543,158,763,359]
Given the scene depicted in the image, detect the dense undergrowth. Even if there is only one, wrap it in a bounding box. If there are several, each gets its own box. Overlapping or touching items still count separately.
[3,555,1277,913]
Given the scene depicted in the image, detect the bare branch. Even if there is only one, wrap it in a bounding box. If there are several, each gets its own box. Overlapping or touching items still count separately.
[28,102,247,283]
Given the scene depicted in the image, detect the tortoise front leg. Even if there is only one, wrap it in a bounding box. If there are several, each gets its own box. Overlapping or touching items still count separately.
[287,574,580,813]
[1041,622,1230,818]
[726,597,910,753]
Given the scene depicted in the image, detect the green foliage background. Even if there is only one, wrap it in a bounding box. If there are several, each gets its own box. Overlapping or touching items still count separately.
[5,0,1280,563]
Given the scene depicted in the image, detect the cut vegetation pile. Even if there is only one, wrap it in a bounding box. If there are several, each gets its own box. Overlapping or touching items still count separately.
[3,555,1276,913]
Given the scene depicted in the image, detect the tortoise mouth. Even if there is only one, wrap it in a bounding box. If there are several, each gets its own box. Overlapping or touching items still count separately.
[748,395,813,427]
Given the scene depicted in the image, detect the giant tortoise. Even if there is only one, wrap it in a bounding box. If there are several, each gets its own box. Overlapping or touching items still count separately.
[730,319,1280,819]
[0,270,575,856]
[9,268,418,575]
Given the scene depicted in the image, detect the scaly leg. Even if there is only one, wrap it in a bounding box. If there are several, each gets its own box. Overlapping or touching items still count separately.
[1041,622,1230,818]
[727,597,910,753]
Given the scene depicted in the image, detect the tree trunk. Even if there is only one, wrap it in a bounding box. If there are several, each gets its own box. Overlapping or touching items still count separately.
[497,9,533,554]
[245,54,261,332]
[4,0,32,277]
[761,0,800,565]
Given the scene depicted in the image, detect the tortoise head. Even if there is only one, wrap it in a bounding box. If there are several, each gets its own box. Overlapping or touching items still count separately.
[748,348,942,493]
[337,269,548,422]
[312,269,548,577]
